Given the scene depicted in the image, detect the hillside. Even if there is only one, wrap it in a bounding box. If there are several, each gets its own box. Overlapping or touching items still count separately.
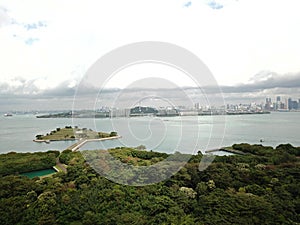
[0,144,300,224]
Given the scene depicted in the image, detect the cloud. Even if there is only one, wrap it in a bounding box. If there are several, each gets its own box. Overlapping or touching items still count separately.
[0,7,46,45]
[0,77,75,98]
[1,71,300,111]
[219,71,300,93]
[0,6,11,27]
[1,0,300,89]
[0,0,300,111]
[1,72,300,99]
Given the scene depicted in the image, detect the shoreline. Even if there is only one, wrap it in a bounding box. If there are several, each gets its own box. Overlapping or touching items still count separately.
[33,139,76,143]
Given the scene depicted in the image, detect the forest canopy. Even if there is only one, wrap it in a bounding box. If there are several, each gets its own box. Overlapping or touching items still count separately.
[0,144,300,225]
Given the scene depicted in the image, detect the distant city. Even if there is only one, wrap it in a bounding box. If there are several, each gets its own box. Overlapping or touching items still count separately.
[3,95,300,117]
[264,96,300,111]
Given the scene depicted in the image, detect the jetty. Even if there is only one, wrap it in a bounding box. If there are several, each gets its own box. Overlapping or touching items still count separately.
[205,147,249,155]
[67,135,121,151]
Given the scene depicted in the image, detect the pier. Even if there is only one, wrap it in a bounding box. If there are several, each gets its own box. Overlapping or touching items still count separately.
[67,135,121,151]
[205,147,249,155]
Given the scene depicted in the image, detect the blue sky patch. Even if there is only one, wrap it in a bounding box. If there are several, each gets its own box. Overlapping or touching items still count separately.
[25,38,39,45]
[24,21,47,31]
[184,1,192,8]
[207,1,224,10]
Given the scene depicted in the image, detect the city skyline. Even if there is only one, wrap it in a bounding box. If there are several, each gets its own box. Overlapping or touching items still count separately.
[3,94,300,114]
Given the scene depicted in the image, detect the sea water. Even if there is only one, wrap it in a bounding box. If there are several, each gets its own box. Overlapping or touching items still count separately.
[0,112,299,154]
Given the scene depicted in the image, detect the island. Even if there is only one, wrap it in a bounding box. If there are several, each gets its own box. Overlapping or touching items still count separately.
[34,126,117,142]
[34,126,120,151]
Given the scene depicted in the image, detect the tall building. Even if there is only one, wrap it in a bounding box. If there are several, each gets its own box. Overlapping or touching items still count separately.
[276,96,281,102]
[274,96,282,110]
[288,98,292,110]
[265,98,272,110]
[288,98,299,110]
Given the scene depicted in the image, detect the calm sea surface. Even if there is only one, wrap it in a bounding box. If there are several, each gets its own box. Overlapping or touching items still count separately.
[0,112,299,154]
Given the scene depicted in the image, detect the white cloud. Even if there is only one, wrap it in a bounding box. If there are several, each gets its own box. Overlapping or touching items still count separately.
[0,6,10,27]
[0,0,300,92]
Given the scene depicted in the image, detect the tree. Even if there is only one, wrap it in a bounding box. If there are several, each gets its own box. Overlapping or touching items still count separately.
[36,135,43,140]
[109,131,118,137]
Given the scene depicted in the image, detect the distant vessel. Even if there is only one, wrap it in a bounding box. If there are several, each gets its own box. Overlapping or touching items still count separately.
[4,113,13,117]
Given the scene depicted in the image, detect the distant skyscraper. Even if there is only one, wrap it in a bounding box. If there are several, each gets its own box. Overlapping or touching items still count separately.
[288,98,292,110]
[276,96,281,102]
[287,98,299,110]
[265,98,272,110]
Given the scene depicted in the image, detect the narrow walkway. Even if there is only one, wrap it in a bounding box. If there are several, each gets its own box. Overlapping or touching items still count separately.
[205,147,248,155]
[55,158,67,173]
[67,135,122,151]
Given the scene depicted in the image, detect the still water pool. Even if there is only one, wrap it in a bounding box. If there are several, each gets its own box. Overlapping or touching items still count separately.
[20,168,56,178]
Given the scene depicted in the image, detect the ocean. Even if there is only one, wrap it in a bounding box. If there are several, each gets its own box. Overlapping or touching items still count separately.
[0,112,299,154]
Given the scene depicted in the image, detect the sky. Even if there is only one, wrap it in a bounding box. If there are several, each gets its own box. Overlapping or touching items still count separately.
[1,0,300,111]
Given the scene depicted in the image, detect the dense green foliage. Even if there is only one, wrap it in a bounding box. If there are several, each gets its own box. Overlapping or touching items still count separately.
[1,144,300,224]
[0,151,58,176]
[109,147,169,165]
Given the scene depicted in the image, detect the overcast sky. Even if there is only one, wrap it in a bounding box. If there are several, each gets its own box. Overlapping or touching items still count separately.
[1,0,300,111]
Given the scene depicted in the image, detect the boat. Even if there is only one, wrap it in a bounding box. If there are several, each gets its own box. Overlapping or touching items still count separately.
[45,140,50,144]
[4,113,13,117]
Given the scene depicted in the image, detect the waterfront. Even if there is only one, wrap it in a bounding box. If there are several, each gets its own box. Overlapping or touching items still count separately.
[0,112,300,154]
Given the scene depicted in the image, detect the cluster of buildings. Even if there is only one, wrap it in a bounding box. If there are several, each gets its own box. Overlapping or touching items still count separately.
[265,96,300,111]
[225,103,265,114]
[40,96,299,118]
[95,103,269,118]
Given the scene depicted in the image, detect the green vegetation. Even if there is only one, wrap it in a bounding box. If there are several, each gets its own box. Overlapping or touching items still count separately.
[98,131,118,138]
[0,151,59,176]
[35,126,115,141]
[1,144,300,224]
[108,147,169,166]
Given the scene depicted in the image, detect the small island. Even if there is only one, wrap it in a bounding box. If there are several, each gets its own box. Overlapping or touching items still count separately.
[34,126,120,151]
[34,126,117,142]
